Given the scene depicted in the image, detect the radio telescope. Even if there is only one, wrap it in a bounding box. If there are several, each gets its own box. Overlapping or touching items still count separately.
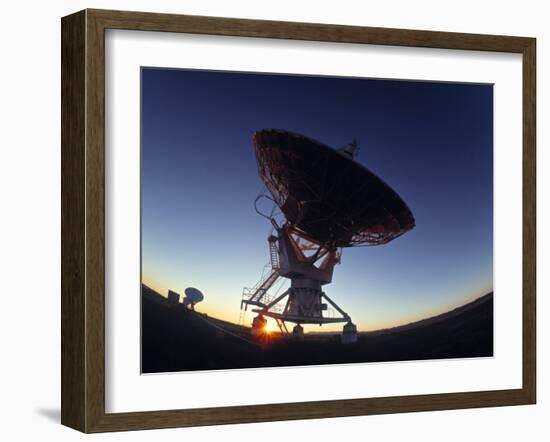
[240,129,415,343]
[184,287,204,311]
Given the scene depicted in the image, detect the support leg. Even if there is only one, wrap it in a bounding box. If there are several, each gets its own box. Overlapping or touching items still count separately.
[341,321,358,344]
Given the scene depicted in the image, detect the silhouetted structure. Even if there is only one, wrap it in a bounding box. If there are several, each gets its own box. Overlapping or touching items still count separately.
[241,130,415,342]
[167,290,180,305]
[183,287,204,311]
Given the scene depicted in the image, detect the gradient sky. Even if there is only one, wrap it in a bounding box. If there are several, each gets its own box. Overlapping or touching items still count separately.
[141,68,493,332]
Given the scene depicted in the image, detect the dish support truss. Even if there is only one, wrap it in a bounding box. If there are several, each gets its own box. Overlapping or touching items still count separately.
[241,223,357,343]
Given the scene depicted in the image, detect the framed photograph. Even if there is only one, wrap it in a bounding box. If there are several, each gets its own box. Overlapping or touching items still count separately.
[61,9,536,433]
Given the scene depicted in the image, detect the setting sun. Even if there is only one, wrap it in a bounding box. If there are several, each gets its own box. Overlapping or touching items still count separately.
[263,321,277,333]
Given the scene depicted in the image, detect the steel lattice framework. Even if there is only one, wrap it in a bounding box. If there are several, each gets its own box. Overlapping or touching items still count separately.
[242,129,416,340]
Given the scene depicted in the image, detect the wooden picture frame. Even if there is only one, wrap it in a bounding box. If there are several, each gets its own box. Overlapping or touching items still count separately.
[61,8,536,433]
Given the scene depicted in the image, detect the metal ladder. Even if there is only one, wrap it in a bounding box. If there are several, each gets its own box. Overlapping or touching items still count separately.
[246,270,280,305]
[268,235,280,269]
[239,271,279,325]
[239,235,281,325]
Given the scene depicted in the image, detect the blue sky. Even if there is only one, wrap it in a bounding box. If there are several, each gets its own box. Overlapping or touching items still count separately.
[141,68,493,331]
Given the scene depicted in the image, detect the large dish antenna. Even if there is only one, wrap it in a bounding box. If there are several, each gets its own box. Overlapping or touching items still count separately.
[253,129,415,247]
[241,129,415,343]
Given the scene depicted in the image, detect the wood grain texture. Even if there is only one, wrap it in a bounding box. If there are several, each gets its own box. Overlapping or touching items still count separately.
[61,10,86,432]
[90,8,532,52]
[60,8,537,433]
[522,38,536,404]
[91,389,530,433]
[84,10,107,432]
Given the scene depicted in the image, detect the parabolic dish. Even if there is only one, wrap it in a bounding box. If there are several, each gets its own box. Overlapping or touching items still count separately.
[184,287,204,303]
[253,129,415,247]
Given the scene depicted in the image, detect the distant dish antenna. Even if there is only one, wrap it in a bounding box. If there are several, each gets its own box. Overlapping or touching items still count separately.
[184,287,204,311]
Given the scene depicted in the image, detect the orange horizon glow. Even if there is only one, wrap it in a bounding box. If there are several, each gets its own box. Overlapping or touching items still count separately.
[142,275,491,334]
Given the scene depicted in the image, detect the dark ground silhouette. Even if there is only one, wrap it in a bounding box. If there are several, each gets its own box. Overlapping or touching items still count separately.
[141,285,493,373]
